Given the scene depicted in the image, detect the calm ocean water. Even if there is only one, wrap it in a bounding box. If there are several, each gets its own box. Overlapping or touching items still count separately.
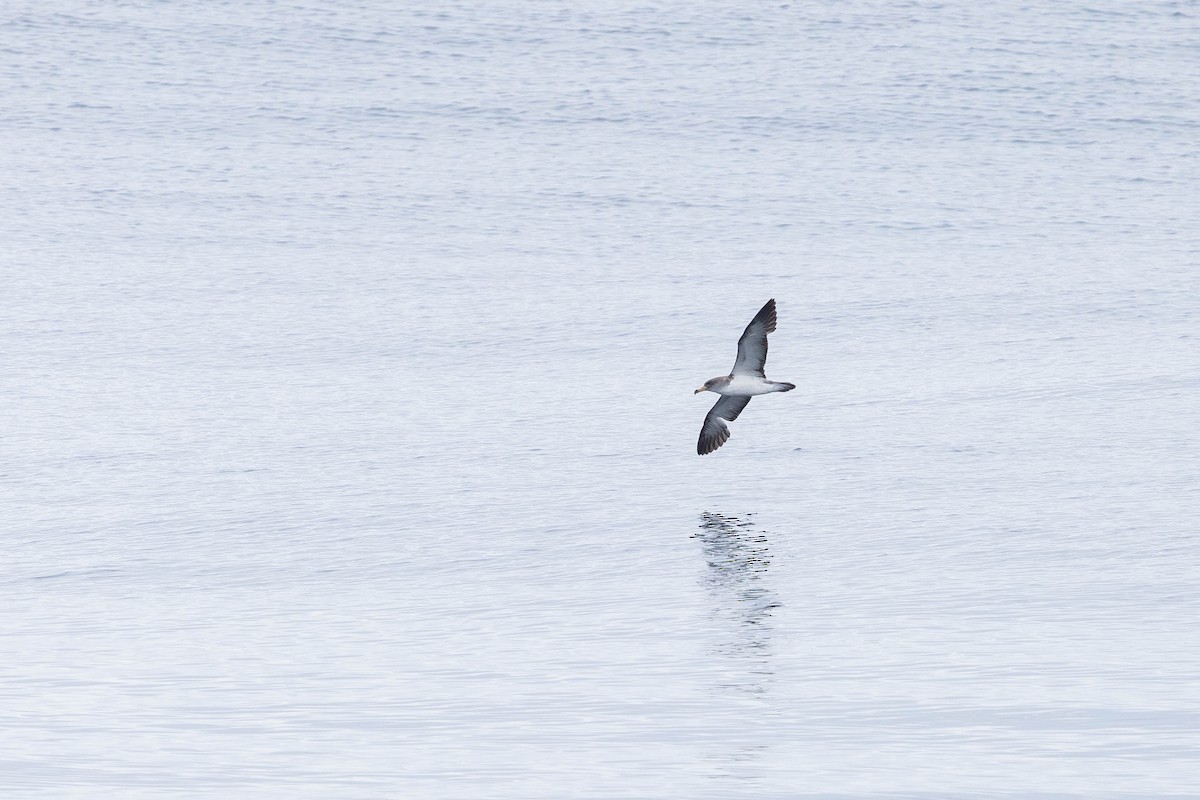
[4,1,1199,797]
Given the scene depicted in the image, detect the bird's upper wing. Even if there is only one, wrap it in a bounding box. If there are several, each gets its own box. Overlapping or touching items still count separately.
[731,299,777,378]
[697,395,752,455]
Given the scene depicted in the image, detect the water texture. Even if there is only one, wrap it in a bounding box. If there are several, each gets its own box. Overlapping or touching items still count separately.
[3,1,1198,797]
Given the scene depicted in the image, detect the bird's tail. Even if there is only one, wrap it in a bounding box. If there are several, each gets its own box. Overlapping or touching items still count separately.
[774,382,796,392]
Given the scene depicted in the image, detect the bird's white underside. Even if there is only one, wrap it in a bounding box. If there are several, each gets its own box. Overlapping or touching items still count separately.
[712,375,785,397]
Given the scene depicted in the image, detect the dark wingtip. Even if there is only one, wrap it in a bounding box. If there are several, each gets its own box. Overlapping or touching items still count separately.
[753,299,777,333]
[698,428,730,455]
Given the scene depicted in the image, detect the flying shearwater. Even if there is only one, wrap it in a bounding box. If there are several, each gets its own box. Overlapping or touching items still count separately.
[694,298,794,455]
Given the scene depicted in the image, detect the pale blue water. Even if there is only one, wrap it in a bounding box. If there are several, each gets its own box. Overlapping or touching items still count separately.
[4,1,1199,797]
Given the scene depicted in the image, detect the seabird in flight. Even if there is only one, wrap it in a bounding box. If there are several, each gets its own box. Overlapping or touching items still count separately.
[694,298,794,455]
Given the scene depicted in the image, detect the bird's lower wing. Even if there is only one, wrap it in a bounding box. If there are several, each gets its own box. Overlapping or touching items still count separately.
[698,395,752,455]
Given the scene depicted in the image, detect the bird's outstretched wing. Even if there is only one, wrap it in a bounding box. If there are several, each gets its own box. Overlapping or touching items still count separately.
[731,299,777,378]
[698,395,752,455]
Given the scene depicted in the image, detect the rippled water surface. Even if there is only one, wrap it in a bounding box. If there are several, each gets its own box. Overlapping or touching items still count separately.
[4,1,1199,797]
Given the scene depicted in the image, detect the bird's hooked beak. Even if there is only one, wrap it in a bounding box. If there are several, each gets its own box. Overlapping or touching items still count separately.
[694,386,706,394]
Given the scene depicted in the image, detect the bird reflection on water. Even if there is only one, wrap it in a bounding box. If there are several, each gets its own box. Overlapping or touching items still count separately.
[693,512,781,695]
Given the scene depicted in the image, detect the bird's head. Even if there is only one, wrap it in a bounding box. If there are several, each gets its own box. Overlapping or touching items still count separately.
[695,376,726,394]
